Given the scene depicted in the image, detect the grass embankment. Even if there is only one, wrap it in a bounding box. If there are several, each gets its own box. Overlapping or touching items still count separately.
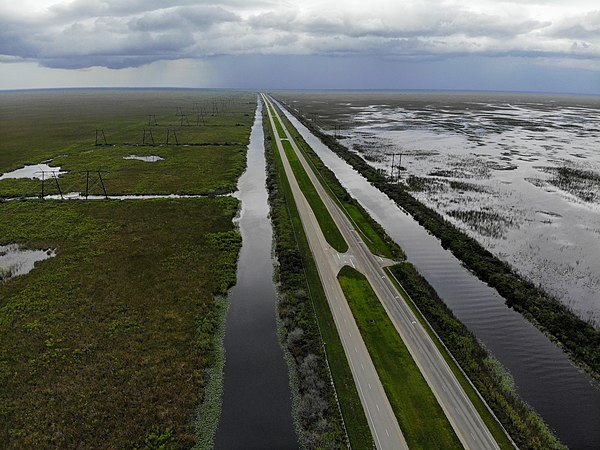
[263,105,373,448]
[337,266,462,449]
[280,99,600,380]
[0,90,254,198]
[388,263,566,449]
[0,198,241,449]
[275,108,404,261]
[277,99,570,448]
[279,138,348,253]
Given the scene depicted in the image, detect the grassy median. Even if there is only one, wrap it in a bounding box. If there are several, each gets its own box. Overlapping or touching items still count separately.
[274,102,404,261]
[279,139,348,253]
[338,265,463,450]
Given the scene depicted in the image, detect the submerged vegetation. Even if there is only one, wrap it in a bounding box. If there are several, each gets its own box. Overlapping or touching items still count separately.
[281,102,600,380]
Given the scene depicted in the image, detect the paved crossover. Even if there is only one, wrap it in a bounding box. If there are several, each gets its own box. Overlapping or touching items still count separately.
[264,94,501,450]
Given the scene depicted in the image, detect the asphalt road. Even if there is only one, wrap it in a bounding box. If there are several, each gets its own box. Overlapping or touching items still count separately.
[264,94,501,450]
[263,94,407,449]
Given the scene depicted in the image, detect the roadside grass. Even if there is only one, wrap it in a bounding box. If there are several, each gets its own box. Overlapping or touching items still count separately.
[387,263,564,450]
[273,103,404,261]
[280,139,348,253]
[0,198,241,449]
[270,107,288,139]
[265,105,373,448]
[337,265,463,450]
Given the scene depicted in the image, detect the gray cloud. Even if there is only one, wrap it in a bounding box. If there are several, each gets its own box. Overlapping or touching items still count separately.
[0,1,597,70]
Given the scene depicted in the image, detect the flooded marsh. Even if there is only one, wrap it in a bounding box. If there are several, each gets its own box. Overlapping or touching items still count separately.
[276,91,600,327]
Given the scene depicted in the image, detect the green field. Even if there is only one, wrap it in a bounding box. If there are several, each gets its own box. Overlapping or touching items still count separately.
[0,90,254,198]
[338,265,463,450]
[0,90,254,449]
[0,198,240,449]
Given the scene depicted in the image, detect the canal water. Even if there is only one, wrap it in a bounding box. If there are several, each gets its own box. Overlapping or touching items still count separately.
[215,99,297,449]
[276,100,600,450]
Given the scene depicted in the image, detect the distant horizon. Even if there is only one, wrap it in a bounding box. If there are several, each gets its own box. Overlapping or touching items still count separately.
[2,86,599,98]
[1,1,598,95]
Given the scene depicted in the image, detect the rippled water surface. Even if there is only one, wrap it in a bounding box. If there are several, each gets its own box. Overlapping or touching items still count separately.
[215,99,297,449]
[278,91,600,327]
[274,94,600,450]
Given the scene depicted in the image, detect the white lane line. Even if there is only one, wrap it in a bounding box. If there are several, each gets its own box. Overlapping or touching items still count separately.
[386,429,390,438]
[368,383,372,390]
[376,404,380,411]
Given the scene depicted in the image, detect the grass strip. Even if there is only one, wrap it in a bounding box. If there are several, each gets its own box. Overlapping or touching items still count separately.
[337,265,462,449]
[280,139,348,253]
[264,105,373,448]
[274,106,404,261]
[270,107,288,139]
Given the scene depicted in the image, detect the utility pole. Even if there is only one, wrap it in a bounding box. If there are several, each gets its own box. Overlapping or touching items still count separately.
[386,153,405,182]
[81,169,109,199]
[36,170,63,199]
[142,129,155,145]
[95,129,107,146]
[166,128,179,145]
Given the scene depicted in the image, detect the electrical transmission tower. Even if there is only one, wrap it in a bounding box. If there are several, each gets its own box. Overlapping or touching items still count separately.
[95,129,108,146]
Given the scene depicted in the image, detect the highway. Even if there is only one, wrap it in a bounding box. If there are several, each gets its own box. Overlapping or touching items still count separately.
[263,94,501,450]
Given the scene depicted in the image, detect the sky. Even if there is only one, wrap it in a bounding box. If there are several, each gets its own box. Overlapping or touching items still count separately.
[0,0,599,94]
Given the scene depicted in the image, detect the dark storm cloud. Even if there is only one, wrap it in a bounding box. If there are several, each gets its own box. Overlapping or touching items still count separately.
[0,1,598,70]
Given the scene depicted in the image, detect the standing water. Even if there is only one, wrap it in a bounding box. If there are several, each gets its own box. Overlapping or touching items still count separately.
[276,100,600,450]
[215,99,297,449]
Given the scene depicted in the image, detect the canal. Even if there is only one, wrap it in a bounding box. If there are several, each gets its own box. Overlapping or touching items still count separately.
[215,98,297,449]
